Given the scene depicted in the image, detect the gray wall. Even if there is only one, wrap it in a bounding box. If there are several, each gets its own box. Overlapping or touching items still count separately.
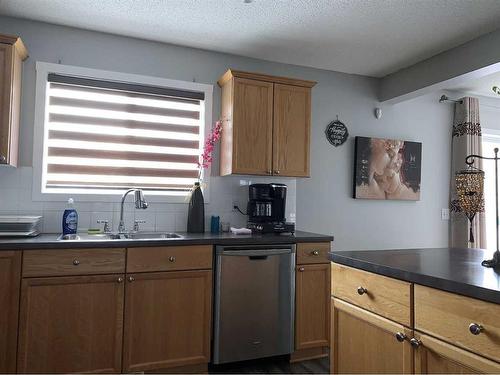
[0,16,453,249]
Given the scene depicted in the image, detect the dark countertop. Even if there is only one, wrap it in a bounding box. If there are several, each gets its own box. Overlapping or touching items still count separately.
[330,248,500,304]
[0,230,333,250]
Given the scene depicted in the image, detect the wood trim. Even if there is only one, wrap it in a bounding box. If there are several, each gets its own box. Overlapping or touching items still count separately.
[218,69,316,88]
[290,346,328,363]
[0,34,28,60]
[146,362,208,373]
[414,331,500,374]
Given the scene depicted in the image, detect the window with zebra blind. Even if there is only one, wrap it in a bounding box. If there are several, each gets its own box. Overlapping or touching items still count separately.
[33,62,213,201]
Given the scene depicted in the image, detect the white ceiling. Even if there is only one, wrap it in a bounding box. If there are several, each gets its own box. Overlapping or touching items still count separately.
[2,0,500,77]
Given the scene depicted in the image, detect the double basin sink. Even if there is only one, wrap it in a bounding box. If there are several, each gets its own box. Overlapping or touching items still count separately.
[58,232,184,241]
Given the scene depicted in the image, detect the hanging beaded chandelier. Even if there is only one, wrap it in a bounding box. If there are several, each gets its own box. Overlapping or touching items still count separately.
[455,167,484,243]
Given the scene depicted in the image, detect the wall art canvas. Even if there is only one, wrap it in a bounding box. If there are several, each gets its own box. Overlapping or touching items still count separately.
[353,136,422,200]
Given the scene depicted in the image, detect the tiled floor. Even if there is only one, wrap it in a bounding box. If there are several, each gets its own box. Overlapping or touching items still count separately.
[210,355,329,374]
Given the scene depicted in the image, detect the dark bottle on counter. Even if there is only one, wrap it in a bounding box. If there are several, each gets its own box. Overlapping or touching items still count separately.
[187,182,205,233]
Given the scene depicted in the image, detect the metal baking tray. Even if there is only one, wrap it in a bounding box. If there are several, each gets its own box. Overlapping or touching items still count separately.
[0,216,43,233]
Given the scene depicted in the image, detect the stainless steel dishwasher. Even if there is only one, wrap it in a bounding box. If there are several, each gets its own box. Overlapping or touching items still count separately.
[213,244,295,364]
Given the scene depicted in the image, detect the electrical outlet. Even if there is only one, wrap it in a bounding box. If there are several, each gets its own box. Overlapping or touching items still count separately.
[441,208,450,220]
[232,201,239,212]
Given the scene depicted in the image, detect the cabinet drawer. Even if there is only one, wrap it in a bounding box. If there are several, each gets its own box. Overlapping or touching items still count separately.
[22,248,125,277]
[127,245,213,273]
[331,263,412,326]
[415,285,500,362]
[297,242,331,264]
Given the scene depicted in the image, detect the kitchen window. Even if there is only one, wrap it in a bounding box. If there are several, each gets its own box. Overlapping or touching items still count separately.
[32,62,212,202]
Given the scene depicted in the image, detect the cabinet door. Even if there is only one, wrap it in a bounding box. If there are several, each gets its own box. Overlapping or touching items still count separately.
[331,298,413,374]
[414,332,500,374]
[0,43,13,165]
[295,263,330,350]
[0,251,21,373]
[231,77,273,175]
[17,275,125,374]
[123,270,212,372]
[273,83,311,177]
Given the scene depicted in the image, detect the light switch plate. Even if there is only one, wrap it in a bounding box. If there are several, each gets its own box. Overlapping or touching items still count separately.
[441,208,450,220]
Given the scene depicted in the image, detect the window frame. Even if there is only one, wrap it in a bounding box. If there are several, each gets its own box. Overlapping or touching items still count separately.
[32,61,213,203]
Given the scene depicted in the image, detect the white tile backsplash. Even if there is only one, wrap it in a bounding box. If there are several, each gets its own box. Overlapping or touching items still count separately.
[0,167,297,234]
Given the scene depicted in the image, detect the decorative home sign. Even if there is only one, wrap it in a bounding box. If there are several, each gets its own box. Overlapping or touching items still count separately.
[325,117,348,146]
[353,136,422,201]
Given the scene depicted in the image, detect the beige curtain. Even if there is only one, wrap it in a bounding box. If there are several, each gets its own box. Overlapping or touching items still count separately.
[450,97,486,248]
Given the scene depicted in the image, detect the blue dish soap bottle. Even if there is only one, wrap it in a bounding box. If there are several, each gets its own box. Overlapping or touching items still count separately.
[62,198,78,235]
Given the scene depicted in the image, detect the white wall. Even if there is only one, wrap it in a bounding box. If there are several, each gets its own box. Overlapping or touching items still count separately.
[0,16,453,250]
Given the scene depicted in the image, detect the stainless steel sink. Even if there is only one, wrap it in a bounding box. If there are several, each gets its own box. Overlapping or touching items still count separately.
[57,232,183,241]
[122,232,183,240]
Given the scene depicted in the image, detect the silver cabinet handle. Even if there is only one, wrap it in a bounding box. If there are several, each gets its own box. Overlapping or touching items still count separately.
[395,332,407,342]
[274,170,280,174]
[73,259,80,266]
[117,277,124,283]
[128,276,135,282]
[311,250,320,256]
[357,286,368,295]
[0,155,6,164]
[469,323,484,335]
[410,338,421,348]
[298,267,305,272]
[168,256,176,263]
[266,170,272,175]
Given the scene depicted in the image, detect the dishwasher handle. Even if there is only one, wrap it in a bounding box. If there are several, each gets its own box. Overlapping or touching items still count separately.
[220,248,292,257]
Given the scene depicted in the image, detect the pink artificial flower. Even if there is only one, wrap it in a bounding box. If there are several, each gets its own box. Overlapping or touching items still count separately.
[197,120,223,180]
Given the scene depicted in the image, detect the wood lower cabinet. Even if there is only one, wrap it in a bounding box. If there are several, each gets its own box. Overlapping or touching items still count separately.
[0,251,21,373]
[122,270,212,372]
[413,332,500,374]
[17,274,125,374]
[295,263,330,350]
[218,69,316,177]
[331,298,413,374]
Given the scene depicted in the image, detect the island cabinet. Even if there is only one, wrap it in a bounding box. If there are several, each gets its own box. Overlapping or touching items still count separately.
[0,251,21,373]
[0,34,28,167]
[218,69,316,177]
[330,263,500,374]
[16,245,213,374]
[291,242,331,362]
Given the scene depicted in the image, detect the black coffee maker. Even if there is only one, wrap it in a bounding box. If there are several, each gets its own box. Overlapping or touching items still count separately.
[246,183,295,234]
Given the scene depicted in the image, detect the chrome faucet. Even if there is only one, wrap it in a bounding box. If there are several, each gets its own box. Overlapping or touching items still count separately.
[118,189,148,233]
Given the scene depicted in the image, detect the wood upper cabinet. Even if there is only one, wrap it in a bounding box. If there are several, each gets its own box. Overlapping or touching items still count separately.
[295,263,330,350]
[17,274,125,374]
[331,298,413,374]
[273,84,311,177]
[122,270,212,372]
[413,332,500,374]
[0,34,28,167]
[218,69,316,177]
[0,251,21,373]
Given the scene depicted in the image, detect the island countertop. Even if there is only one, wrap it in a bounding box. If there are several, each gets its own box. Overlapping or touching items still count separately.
[0,230,333,250]
[329,247,500,304]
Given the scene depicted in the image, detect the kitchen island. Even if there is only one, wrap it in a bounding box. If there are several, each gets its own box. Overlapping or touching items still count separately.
[329,247,500,374]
